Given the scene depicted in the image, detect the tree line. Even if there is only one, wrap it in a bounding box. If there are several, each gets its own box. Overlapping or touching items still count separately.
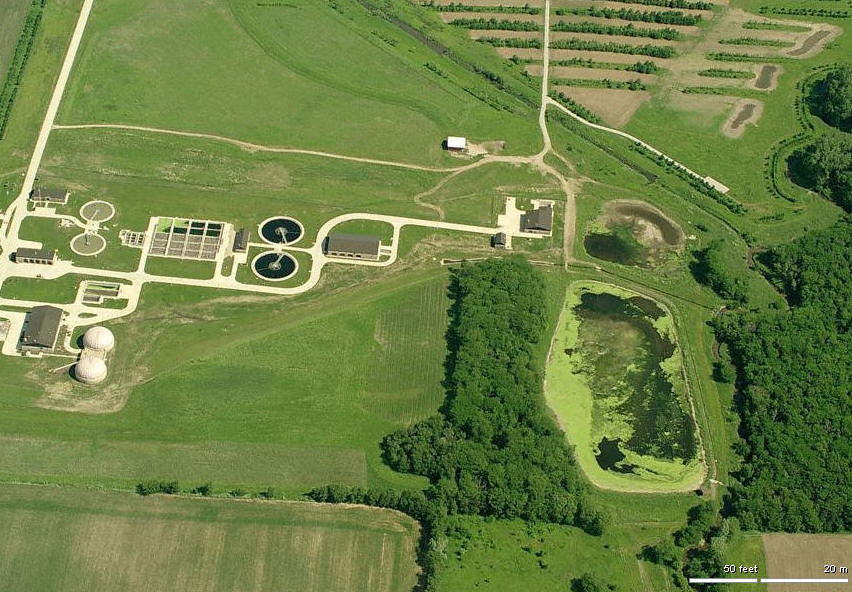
[551,21,683,41]
[0,0,45,140]
[556,7,702,26]
[550,38,677,58]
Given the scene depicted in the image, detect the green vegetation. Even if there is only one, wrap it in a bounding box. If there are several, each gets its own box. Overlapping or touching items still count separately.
[545,281,702,491]
[789,133,852,211]
[759,5,849,19]
[690,240,748,303]
[59,0,543,166]
[449,18,540,32]
[715,219,852,531]
[551,21,683,41]
[552,77,647,91]
[553,92,604,124]
[719,37,795,48]
[382,259,602,530]
[698,68,755,79]
[145,257,216,280]
[706,51,779,62]
[552,58,660,74]
[0,0,44,139]
[742,20,810,32]
[479,37,542,49]
[555,7,701,26]
[421,2,541,15]
[0,484,419,592]
[550,39,677,58]
[808,64,852,131]
[0,0,31,78]
[0,273,82,303]
[608,0,712,9]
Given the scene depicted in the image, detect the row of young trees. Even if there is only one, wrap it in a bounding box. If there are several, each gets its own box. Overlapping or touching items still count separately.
[550,38,677,58]
[551,21,683,41]
[555,7,702,26]
[422,2,542,14]
[449,18,541,32]
[0,0,45,140]
[551,58,660,74]
[608,0,712,9]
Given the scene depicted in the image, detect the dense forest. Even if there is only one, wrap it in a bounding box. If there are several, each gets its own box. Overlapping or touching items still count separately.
[714,218,852,531]
[809,64,852,131]
[790,133,852,212]
[382,257,604,532]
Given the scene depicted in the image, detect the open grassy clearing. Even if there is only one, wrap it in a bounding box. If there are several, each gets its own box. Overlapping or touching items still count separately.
[0,484,419,592]
[0,0,31,80]
[0,269,453,495]
[762,534,852,592]
[57,0,543,166]
[145,257,217,280]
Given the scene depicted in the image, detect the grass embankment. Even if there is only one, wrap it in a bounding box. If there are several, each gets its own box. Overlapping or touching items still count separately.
[0,483,419,592]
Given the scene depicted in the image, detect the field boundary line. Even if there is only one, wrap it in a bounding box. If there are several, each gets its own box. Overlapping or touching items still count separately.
[52,123,482,173]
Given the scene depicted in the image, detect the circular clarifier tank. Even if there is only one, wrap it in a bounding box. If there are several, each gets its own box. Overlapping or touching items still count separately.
[258,217,304,246]
[252,251,298,282]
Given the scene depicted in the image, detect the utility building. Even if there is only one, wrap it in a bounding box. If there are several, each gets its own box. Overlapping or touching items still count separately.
[325,233,381,261]
[20,306,63,353]
[492,232,508,249]
[233,228,249,253]
[29,186,70,205]
[15,247,57,265]
[521,204,553,234]
[446,136,467,151]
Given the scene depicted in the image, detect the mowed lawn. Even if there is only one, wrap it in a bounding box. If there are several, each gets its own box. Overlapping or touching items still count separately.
[57,0,541,165]
[0,0,31,79]
[0,484,419,592]
[0,271,450,494]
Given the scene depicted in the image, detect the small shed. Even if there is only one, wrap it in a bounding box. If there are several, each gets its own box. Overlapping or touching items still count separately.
[233,228,249,253]
[491,232,508,249]
[15,247,57,265]
[325,233,381,261]
[446,136,467,151]
[20,306,63,352]
[29,187,70,205]
[521,204,553,234]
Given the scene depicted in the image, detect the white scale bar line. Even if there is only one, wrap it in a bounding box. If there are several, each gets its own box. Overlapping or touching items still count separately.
[688,578,759,583]
[761,578,849,583]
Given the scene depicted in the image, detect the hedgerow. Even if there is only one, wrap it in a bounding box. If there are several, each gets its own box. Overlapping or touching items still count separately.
[550,38,677,58]
[0,0,46,140]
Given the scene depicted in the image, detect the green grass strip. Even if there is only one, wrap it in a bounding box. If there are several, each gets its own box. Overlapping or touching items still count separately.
[0,0,45,140]
[697,68,755,79]
[742,20,809,32]
[719,37,795,48]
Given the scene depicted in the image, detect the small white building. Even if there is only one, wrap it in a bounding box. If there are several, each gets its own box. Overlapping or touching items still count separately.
[446,136,467,151]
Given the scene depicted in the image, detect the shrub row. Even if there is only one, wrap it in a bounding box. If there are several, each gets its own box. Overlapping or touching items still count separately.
[555,6,701,25]
[478,37,541,48]
[718,36,794,47]
[552,58,660,73]
[0,0,46,140]
[552,77,647,90]
[553,91,604,124]
[706,51,776,62]
[449,18,540,31]
[551,21,683,40]
[421,1,541,14]
[697,68,754,79]
[630,142,746,213]
[550,38,677,58]
[759,5,849,18]
[742,20,809,32]
[606,0,712,10]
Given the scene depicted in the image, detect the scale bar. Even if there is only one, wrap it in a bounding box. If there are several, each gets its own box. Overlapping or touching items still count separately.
[761,578,849,583]
[688,578,759,583]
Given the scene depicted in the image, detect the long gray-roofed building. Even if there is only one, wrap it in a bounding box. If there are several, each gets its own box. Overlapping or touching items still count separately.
[20,306,64,353]
[15,247,57,265]
[325,233,381,261]
[233,228,249,253]
[29,186,70,205]
[521,204,553,234]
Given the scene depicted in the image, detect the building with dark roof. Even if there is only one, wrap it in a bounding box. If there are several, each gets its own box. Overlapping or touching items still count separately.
[492,232,508,249]
[20,306,63,353]
[233,228,249,253]
[15,248,57,265]
[29,187,69,205]
[521,204,553,234]
[325,233,381,261]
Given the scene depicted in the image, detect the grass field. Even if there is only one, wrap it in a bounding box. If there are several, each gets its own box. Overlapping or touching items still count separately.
[0,270,451,495]
[0,0,31,81]
[0,484,419,592]
[56,0,542,166]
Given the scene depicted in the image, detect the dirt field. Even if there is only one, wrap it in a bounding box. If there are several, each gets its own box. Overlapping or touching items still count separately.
[555,86,651,126]
[721,98,763,138]
[0,484,420,592]
[763,534,852,592]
